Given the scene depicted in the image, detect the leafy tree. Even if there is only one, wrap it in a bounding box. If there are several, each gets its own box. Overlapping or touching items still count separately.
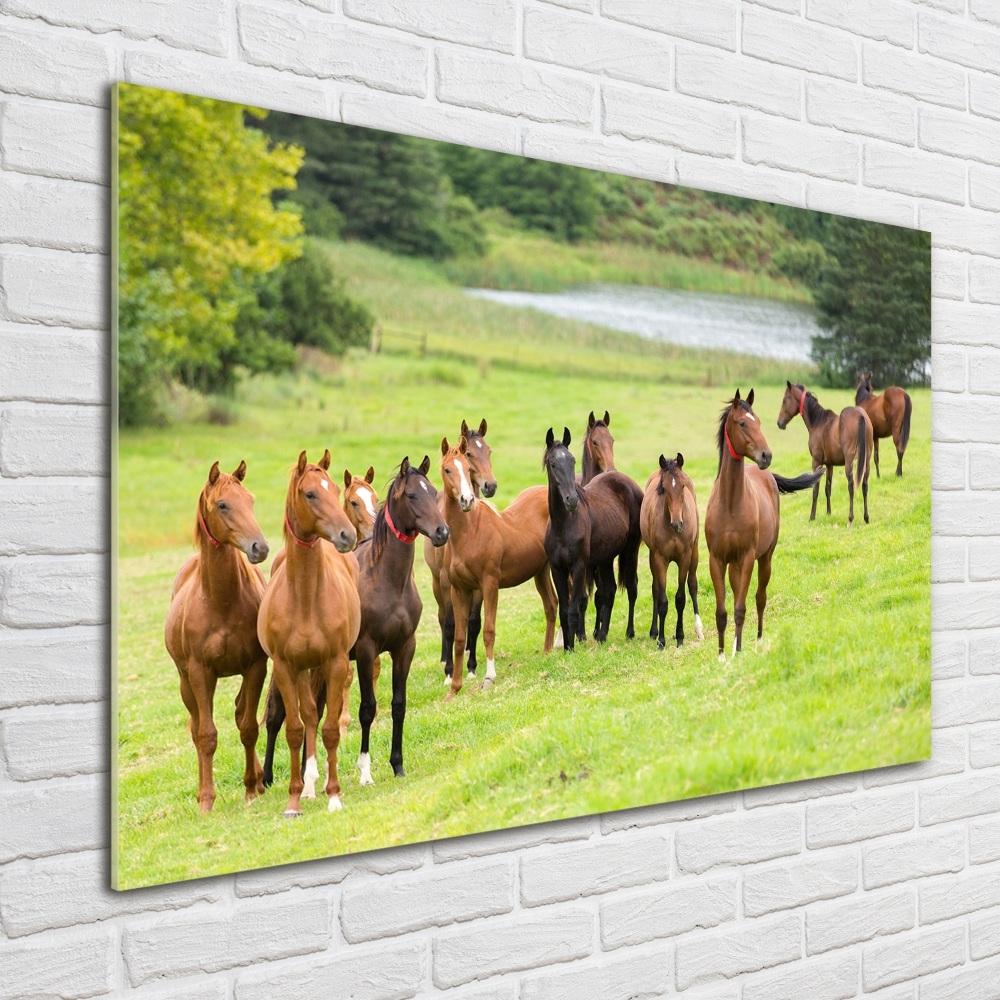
[808,218,931,388]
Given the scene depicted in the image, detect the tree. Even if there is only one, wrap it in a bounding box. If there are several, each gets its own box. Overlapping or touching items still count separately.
[808,218,931,388]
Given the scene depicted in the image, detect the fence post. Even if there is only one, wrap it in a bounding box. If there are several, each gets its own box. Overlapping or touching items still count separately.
[370,325,381,354]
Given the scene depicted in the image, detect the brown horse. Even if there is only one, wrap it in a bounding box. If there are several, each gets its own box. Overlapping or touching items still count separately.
[706,390,822,660]
[257,450,361,817]
[855,373,912,478]
[165,461,270,813]
[777,382,873,525]
[425,419,496,681]
[580,410,616,485]
[440,434,556,698]
[343,466,379,542]
[641,453,703,649]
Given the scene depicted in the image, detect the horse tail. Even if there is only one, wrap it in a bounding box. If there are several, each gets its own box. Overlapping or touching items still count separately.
[900,392,912,453]
[772,469,824,495]
[856,413,868,485]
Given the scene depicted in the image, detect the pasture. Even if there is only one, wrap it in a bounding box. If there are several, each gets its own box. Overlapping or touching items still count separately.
[114,245,930,889]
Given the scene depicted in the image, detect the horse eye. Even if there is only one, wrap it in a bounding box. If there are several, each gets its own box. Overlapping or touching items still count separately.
[305,491,316,501]
[739,421,746,428]
[350,500,359,508]
[406,492,415,501]
[217,501,228,512]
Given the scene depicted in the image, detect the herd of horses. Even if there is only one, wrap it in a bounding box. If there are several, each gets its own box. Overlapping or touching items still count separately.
[163,375,913,818]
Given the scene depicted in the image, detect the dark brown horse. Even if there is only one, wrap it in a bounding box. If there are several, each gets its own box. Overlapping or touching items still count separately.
[580,410,616,485]
[257,450,360,817]
[543,427,642,652]
[165,461,270,812]
[440,434,556,698]
[641,453,703,649]
[706,390,822,659]
[777,382,873,525]
[855,373,912,478]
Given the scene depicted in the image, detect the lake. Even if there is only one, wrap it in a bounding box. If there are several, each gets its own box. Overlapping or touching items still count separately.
[465,284,821,363]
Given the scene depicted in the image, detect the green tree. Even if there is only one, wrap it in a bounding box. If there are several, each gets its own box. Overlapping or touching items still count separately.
[808,218,931,387]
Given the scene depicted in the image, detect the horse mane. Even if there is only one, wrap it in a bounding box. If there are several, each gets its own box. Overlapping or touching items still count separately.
[370,466,406,564]
[193,474,234,549]
[715,397,751,477]
[855,377,873,404]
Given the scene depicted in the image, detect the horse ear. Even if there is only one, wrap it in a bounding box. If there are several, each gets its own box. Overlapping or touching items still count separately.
[208,460,221,485]
[478,418,487,437]
[676,452,684,468]
[659,453,668,470]
[344,469,352,488]
[734,388,741,403]
[546,427,555,448]
[603,410,610,426]
[419,455,431,476]
[365,466,375,483]
[588,411,596,429]
[441,437,449,456]
[233,460,247,482]
[747,388,755,407]
[461,419,469,436]
[787,379,792,389]
[319,449,331,471]
[459,435,469,454]
[562,427,572,447]
[400,456,410,476]
[296,451,307,475]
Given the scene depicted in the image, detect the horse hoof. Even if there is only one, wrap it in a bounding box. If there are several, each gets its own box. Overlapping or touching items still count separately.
[393,767,405,778]
[283,809,302,819]
[444,690,456,702]
[480,678,494,692]
[301,791,316,800]
[327,796,343,813]
[468,670,476,679]
[359,774,375,787]
[718,653,726,663]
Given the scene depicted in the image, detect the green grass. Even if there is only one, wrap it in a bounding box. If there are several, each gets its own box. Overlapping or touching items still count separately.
[115,243,930,889]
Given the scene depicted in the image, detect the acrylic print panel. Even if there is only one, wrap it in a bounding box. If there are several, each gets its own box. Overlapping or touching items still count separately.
[112,81,931,889]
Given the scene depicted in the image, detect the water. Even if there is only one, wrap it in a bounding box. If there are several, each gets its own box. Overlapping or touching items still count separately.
[464,284,821,363]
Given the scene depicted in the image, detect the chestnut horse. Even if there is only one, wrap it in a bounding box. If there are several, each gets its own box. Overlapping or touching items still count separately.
[440,434,557,698]
[425,419,496,681]
[641,453,703,649]
[580,410,616,485]
[543,428,642,652]
[343,466,379,542]
[706,390,822,660]
[855,373,912,478]
[777,382,873,525]
[257,450,361,817]
[165,461,270,813]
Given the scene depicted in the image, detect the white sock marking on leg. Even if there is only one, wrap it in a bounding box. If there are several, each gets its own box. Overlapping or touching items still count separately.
[327,795,342,812]
[302,755,318,799]
[357,752,374,786]
[486,657,496,681]
[694,614,704,640]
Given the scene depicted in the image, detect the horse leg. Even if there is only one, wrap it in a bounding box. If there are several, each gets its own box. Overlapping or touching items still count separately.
[178,670,205,808]
[447,585,473,700]
[442,603,456,682]
[532,569,558,653]
[570,561,589,651]
[467,593,483,677]
[650,551,667,649]
[824,464,833,517]
[272,663,304,817]
[433,565,452,677]
[648,550,659,640]
[389,636,417,777]
[235,658,267,801]
[300,674,325,779]
[479,577,501,690]
[297,670,321,800]
[595,563,616,642]
[709,553,727,661]
[729,552,755,655]
[755,551,773,648]
[551,563,574,652]
[186,664,218,813]
[356,646,377,786]
[862,463,870,524]
[261,676,285,789]
[338,660,353,738]
[674,555,688,648]
[688,549,704,641]
[810,463,820,521]
[873,436,881,478]
[845,462,856,525]
[621,538,640,641]
[892,426,903,477]
[322,651,350,811]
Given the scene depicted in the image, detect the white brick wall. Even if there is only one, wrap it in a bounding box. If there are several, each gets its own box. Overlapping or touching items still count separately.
[0,2,998,998]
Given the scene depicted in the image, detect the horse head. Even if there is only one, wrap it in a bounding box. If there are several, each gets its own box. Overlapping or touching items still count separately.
[198,460,269,564]
[286,449,356,553]
[440,435,477,513]
[719,389,772,471]
[776,380,806,430]
[342,465,379,543]
[389,455,450,547]
[657,453,687,534]
[585,410,616,474]
[544,426,579,512]
[461,418,497,499]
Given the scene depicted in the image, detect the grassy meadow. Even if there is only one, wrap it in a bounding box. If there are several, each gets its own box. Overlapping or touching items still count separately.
[114,241,930,889]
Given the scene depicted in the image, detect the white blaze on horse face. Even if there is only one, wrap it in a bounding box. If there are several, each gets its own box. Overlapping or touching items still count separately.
[457,458,474,505]
[357,752,374,786]
[475,440,483,449]
[671,478,676,488]
[302,755,319,798]
[321,479,329,491]
[356,486,376,519]
[745,413,756,422]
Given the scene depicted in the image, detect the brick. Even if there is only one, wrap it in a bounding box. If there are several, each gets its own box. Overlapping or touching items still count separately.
[743,952,859,1000]
[2,0,226,55]
[863,728,964,787]
[920,869,1000,925]
[0,249,106,328]
[600,794,736,834]
[807,790,914,847]
[971,725,1000,766]
[931,346,967,393]
[863,144,964,204]
[239,5,427,97]
[934,301,1000,348]
[920,204,1000,257]
[519,947,670,1000]
[919,12,1000,76]
[676,809,800,873]
[806,0,914,48]
[746,0,800,10]
[971,0,1000,26]
[600,875,737,949]
[863,925,965,991]
[805,182,914,228]
[123,51,330,120]
[520,833,669,906]
[0,325,105,403]
[920,963,1000,1000]
[932,252,967,301]
[1,703,104,779]
[934,678,1000,726]
[0,404,105,477]
[676,156,800,206]
[522,126,671,184]
[863,829,966,890]
[970,631,1000,673]
[432,816,591,862]
[806,79,914,145]
[921,773,1000,825]
[970,541,1000,583]
[124,898,332,986]
[921,108,1000,168]
[0,850,219,938]
[972,73,1000,121]
[863,44,966,111]
[743,850,858,916]
[742,9,857,81]
[432,909,592,989]
[970,165,1000,213]
[971,910,1000,958]
[539,0,592,8]
[234,843,425,896]
[972,447,1000,489]
[123,984,227,1000]
[675,914,801,990]
[932,538,965,583]
[603,87,736,156]
[0,627,105,708]
[0,25,111,106]
[743,117,858,182]
[807,886,914,955]
[0,777,101,863]
[676,47,800,119]
[436,50,592,125]
[234,942,424,1000]
[601,0,737,51]
[0,928,113,1000]
[932,450,967,494]
[743,774,857,809]
[0,100,105,183]
[933,585,1000,631]
[342,93,517,154]
[971,259,1000,304]
[0,479,105,556]
[524,8,670,90]
[0,555,107,628]
[344,0,515,53]
[341,859,513,942]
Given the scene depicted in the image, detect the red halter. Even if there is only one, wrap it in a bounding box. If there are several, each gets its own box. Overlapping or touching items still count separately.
[284,512,319,548]
[385,503,418,544]
[198,509,222,549]
[724,425,743,462]
[799,387,807,419]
